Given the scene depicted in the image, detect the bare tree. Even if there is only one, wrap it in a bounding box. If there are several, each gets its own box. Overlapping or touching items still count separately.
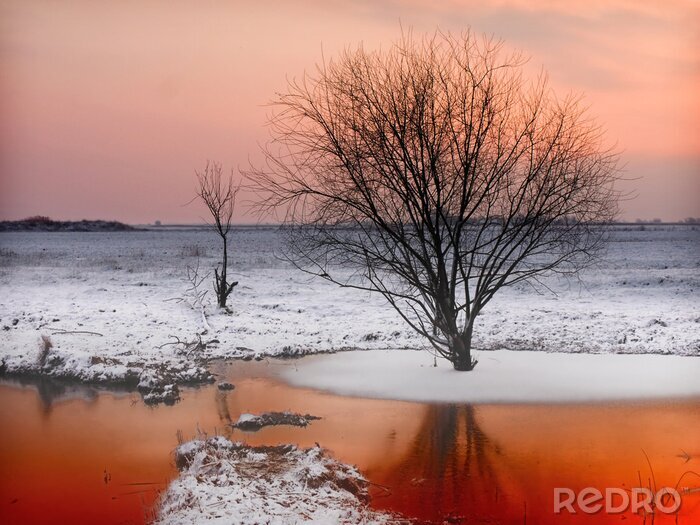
[248,30,620,370]
[196,161,240,309]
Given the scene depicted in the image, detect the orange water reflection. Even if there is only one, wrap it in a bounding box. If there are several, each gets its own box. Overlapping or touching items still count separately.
[367,403,700,524]
[0,361,698,524]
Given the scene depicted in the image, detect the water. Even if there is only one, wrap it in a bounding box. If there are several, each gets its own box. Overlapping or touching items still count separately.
[1,360,699,524]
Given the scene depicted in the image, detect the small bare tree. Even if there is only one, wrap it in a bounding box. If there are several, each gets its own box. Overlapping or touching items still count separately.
[196,161,240,309]
[248,30,620,370]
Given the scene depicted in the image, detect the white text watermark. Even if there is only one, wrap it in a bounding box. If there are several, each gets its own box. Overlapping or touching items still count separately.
[553,487,681,515]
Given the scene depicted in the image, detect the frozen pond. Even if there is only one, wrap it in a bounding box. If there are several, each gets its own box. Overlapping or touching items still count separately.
[1,358,699,524]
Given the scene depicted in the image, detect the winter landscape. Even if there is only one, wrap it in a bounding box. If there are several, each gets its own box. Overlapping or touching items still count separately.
[2,1,699,524]
[1,225,699,390]
[1,224,699,524]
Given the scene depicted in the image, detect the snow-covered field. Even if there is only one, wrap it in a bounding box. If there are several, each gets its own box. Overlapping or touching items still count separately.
[0,225,698,397]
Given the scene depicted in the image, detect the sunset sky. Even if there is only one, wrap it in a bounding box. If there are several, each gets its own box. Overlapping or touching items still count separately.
[1,0,698,223]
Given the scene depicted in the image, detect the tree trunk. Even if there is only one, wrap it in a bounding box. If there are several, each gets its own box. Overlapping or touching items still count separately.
[218,235,228,308]
[451,323,476,371]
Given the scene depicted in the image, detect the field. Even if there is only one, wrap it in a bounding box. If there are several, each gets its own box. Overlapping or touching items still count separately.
[0,225,698,395]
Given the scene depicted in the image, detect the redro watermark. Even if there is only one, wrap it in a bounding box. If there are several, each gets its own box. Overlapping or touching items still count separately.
[554,487,682,515]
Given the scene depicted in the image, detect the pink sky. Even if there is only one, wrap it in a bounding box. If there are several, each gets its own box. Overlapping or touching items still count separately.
[1,0,698,223]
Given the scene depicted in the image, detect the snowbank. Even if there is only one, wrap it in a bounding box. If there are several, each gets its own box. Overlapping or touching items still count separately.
[279,349,700,403]
[155,437,399,524]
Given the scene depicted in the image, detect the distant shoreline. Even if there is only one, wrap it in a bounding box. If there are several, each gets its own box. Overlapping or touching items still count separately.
[0,218,138,232]
[0,219,696,232]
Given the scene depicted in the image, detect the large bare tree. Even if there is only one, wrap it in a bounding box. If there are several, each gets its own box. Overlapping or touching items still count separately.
[196,161,240,309]
[248,31,620,370]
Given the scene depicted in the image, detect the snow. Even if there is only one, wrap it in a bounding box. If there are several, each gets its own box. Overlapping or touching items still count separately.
[235,413,257,424]
[278,349,700,403]
[231,411,321,431]
[0,225,698,396]
[155,437,398,524]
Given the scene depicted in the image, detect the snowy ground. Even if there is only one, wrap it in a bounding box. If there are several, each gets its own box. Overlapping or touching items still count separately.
[0,225,698,397]
[155,437,400,525]
[278,349,700,403]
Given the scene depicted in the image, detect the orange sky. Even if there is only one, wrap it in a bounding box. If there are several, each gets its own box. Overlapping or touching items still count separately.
[1,0,698,223]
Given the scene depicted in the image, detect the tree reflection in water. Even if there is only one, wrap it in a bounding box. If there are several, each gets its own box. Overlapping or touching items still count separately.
[372,404,510,523]
[2,376,101,416]
[215,389,233,425]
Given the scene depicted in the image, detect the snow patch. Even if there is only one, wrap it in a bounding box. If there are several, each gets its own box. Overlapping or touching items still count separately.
[279,349,700,404]
[156,437,399,524]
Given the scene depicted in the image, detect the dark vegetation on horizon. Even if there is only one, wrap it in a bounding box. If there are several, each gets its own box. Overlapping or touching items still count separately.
[1,217,696,233]
[0,216,137,232]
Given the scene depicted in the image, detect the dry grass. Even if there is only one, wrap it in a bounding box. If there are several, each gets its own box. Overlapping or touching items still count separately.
[38,334,53,367]
[179,244,208,258]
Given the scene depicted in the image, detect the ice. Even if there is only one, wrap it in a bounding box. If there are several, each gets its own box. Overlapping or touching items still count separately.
[278,348,700,403]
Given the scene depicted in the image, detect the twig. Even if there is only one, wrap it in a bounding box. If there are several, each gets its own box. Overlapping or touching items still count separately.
[158,336,187,349]
[51,328,104,337]
[676,450,692,464]
[367,480,392,495]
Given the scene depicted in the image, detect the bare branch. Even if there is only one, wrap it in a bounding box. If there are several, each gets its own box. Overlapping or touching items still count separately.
[196,161,241,308]
[245,29,620,370]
